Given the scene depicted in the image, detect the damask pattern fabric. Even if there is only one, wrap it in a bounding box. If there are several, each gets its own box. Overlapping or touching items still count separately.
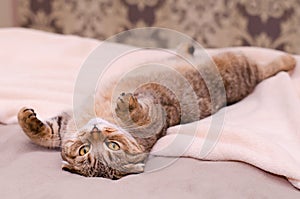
[17,0,300,54]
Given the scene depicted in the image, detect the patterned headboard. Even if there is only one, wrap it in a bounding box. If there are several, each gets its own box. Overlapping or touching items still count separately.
[17,0,300,54]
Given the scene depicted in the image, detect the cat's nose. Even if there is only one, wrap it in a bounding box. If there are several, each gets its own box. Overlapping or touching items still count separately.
[91,125,101,140]
[91,125,100,133]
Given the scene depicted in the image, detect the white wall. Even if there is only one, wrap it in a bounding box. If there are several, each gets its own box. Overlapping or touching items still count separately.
[0,0,14,27]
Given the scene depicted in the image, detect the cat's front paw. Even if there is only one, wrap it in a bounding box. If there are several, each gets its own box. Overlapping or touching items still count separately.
[115,93,148,125]
[18,107,49,136]
[116,93,139,113]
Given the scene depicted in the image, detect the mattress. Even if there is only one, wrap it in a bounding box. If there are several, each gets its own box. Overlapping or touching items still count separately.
[1,124,300,198]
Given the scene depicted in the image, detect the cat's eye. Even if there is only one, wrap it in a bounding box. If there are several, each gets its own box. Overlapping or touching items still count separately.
[106,141,120,151]
[79,145,90,156]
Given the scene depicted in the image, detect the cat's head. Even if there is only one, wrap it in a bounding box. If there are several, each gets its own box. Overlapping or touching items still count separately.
[61,118,147,179]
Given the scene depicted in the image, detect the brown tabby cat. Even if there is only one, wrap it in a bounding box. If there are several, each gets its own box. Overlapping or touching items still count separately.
[18,45,296,179]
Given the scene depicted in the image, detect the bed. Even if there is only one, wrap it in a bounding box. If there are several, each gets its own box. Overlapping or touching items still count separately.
[1,28,300,198]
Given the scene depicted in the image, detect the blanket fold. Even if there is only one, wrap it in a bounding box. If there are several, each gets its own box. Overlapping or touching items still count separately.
[151,71,300,189]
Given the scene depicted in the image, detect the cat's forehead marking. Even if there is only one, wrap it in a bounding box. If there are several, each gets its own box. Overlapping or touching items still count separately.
[87,118,116,127]
[79,118,135,140]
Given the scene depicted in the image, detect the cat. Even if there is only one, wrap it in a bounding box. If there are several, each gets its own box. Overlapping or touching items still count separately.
[17,45,296,179]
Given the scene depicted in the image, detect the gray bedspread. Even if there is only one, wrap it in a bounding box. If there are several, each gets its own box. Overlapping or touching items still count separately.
[1,124,299,199]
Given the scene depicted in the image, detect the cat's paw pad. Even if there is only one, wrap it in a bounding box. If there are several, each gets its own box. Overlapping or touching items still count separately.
[18,107,47,134]
[115,93,139,113]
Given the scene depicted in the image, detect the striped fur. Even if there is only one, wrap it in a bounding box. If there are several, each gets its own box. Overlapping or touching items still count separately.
[18,46,296,179]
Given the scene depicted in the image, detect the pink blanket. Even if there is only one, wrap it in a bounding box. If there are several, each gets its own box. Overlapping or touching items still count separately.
[0,28,99,123]
[1,28,299,189]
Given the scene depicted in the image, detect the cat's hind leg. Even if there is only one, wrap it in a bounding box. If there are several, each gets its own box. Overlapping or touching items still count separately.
[18,107,70,148]
[259,54,296,81]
